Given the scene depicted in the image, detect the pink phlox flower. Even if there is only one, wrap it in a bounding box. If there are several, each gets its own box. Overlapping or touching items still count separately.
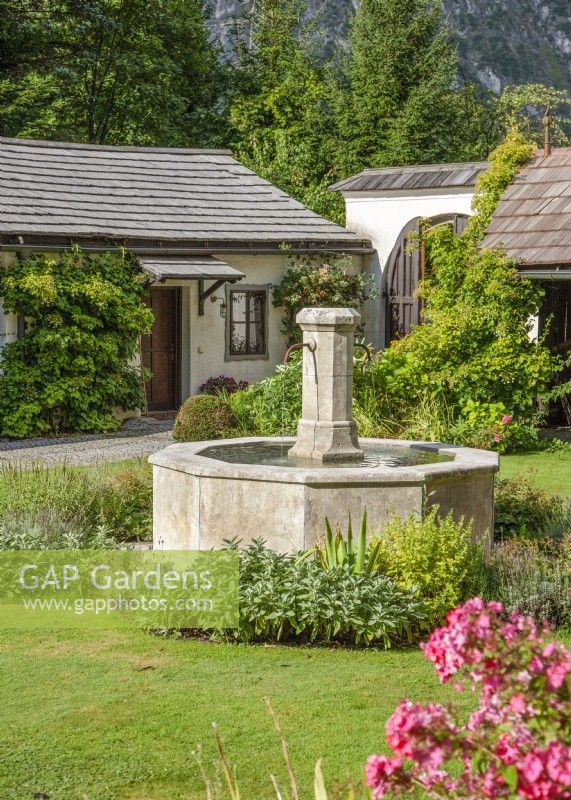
[546,660,570,690]
[509,693,527,714]
[365,754,403,798]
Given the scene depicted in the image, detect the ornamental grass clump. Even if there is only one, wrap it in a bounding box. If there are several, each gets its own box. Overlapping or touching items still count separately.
[366,598,571,799]
[0,461,152,546]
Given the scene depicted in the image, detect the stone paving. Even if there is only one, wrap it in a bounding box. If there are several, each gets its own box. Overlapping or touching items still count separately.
[0,418,173,467]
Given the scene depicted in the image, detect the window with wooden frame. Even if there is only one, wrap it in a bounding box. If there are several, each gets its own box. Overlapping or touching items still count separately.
[225,285,269,360]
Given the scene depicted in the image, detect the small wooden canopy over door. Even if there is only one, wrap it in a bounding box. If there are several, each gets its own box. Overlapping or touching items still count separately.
[385,214,469,344]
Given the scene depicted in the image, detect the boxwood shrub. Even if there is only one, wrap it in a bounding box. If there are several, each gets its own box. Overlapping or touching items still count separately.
[173,394,238,442]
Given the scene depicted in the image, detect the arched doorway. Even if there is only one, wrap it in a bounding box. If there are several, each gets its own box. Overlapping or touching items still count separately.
[384,214,469,344]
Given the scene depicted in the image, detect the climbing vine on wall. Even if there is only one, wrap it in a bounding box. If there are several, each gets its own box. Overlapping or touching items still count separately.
[0,247,153,438]
[388,132,561,449]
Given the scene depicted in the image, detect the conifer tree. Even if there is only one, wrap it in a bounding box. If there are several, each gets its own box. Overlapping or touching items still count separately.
[335,0,483,173]
[230,0,343,220]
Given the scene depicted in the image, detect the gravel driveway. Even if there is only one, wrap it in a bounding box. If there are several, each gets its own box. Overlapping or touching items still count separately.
[0,418,173,467]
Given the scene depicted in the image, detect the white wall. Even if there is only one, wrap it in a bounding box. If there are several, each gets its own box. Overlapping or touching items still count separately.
[343,187,476,348]
[0,249,364,404]
[189,253,287,396]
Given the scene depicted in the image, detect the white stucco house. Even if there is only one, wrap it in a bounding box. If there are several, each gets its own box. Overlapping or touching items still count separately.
[331,150,571,358]
[0,137,371,412]
[330,161,490,348]
[2,138,569,418]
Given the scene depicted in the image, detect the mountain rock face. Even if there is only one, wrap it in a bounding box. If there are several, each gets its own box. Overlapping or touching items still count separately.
[207,0,571,92]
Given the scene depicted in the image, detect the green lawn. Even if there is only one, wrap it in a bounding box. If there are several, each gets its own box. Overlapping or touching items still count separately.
[0,449,569,799]
[1,627,569,800]
[0,629,475,800]
[500,448,571,496]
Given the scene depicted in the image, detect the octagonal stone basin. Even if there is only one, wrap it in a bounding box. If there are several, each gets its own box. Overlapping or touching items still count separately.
[150,437,498,552]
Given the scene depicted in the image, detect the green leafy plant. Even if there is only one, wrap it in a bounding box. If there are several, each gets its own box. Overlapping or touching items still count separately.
[373,508,485,626]
[234,539,425,647]
[229,356,302,436]
[483,537,571,629]
[173,394,238,442]
[493,476,569,540]
[313,512,380,576]
[0,248,153,438]
[0,461,152,544]
[272,254,376,344]
[0,508,119,550]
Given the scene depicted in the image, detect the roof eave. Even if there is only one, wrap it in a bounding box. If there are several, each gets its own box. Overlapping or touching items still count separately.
[0,233,374,256]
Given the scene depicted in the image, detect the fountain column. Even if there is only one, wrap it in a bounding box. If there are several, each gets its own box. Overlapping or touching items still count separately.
[288,307,364,463]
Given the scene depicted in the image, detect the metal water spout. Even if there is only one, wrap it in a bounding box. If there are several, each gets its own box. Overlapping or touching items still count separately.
[288,307,364,463]
[283,340,316,363]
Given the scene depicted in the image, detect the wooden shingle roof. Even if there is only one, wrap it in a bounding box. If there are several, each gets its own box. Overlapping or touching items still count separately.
[330,161,489,193]
[0,138,371,253]
[482,148,571,267]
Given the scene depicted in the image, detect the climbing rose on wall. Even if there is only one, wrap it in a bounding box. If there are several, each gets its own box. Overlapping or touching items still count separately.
[366,598,571,799]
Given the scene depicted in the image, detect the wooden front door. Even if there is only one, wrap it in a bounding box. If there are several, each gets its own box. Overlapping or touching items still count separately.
[141,287,181,412]
[385,218,422,343]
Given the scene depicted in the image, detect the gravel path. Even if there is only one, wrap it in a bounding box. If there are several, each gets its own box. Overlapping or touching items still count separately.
[0,418,173,467]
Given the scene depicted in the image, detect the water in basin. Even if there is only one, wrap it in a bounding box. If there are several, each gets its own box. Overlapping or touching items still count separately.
[198,442,454,469]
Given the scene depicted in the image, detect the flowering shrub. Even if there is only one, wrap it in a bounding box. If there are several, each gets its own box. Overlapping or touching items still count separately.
[449,400,538,453]
[198,375,249,396]
[272,254,376,344]
[366,598,571,799]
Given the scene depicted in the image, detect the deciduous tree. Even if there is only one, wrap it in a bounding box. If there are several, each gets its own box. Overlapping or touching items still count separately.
[0,0,227,146]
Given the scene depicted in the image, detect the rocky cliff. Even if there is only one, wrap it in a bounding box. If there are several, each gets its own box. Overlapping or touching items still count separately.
[207,0,571,92]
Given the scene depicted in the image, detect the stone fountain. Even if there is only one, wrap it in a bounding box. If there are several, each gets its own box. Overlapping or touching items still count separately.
[150,308,498,552]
